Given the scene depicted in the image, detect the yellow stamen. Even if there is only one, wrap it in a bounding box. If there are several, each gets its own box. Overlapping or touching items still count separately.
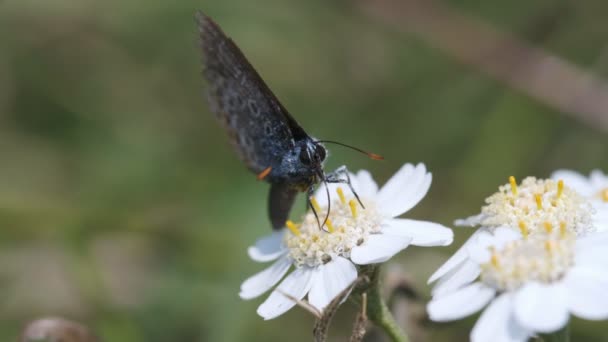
[509,176,518,195]
[349,199,358,218]
[602,188,608,202]
[518,221,529,239]
[286,220,301,236]
[336,187,346,205]
[544,221,553,233]
[310,197,321,213]
[557,180,564,198]
[535,194,543,210]
[545,240,555,254]
[490,248,500,269]
[325,219,335,233]
[559,222,567,238]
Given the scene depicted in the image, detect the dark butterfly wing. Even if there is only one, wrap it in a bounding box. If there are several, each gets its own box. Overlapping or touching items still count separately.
[268,183,298,230]
[196,11,309,174]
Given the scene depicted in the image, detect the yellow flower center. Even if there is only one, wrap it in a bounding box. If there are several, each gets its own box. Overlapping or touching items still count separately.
[481,177,594,236]
[284,187,382,267]
[480,231,575,291]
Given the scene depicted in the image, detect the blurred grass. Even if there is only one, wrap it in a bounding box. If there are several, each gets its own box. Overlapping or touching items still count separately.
[1,0,607,341]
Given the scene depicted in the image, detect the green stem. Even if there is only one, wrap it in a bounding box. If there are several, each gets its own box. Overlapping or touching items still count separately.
[364,267,409,342]
[544,324,570,342]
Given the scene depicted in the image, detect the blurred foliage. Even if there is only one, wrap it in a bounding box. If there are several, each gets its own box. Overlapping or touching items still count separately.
[0,0,607,341]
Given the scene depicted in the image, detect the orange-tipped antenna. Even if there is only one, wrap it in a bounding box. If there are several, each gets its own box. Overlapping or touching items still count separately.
[316,140,384,160]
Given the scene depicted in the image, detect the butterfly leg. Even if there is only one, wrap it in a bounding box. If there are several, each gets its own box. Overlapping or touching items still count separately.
[306,184,324,230]
[324,165,365,209]
[306,182,335,232]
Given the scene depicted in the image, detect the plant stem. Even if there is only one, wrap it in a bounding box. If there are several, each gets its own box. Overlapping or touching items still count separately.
[365,266,409,342]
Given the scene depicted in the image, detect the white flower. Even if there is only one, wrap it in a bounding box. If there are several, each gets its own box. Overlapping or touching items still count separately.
[429,176,598,296]
[427,227,608,342]
[240,163,453,319]
[551,169,608,231]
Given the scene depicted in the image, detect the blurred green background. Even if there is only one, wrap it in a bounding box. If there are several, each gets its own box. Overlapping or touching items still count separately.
[1,0,607,341]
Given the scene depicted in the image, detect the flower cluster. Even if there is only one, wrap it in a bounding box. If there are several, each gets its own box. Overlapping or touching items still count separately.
[238,163,608,341]
[428,171,608,341]
[240,163,453,319]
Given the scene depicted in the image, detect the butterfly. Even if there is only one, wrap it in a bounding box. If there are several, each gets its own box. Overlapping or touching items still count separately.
[196,11,381,230]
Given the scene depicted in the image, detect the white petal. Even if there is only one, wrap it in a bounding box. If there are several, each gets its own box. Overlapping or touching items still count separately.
[589,169,608,189]
[240,257,292,300]
[551,170,594,196]
[574,232,608,269]
[575,251,608,270]
[427,283,495,321]
[472,293,529,342]
[454,213,486,227]
[308,256,357,311]
[247,230,287,262]
[575,231,608,251]
[514,282,569,333]
[431,259,480,297]
[382,218,453,247]
[428,228,486,284]
[377,163,432,218]
[466,229,497,264]
[353,170,379,199]
[350,234,411,265]
[564,266,608,320]
[592,204,608,232]
[257,267,315,320]
[377,163,415,206]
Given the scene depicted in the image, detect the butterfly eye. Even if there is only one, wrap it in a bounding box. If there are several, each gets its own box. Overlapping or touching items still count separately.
[314,145,326,163]
[299,147,312,165]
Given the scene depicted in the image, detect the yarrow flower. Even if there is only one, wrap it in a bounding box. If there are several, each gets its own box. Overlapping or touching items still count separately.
[427,227,608,341]
[427,174,608,341]
[240,163,453,319]
[551,169,608,231]
[429,176,599,296]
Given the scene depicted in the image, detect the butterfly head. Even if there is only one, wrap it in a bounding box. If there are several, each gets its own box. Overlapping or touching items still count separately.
[299,141,327,169]
[275,139,327,189]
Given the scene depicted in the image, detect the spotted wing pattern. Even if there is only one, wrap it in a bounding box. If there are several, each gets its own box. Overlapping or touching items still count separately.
[196,11,308,174]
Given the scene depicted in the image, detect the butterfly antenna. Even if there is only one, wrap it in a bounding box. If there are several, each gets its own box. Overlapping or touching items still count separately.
[316,140,384,160]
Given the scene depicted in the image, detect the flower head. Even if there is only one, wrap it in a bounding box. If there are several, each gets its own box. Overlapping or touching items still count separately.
[240,163,453,319]
[427,228,608,342]
[429,176,601,297]
[456,176,594,236]
[283,190,384,269]
[479,229,574,292]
